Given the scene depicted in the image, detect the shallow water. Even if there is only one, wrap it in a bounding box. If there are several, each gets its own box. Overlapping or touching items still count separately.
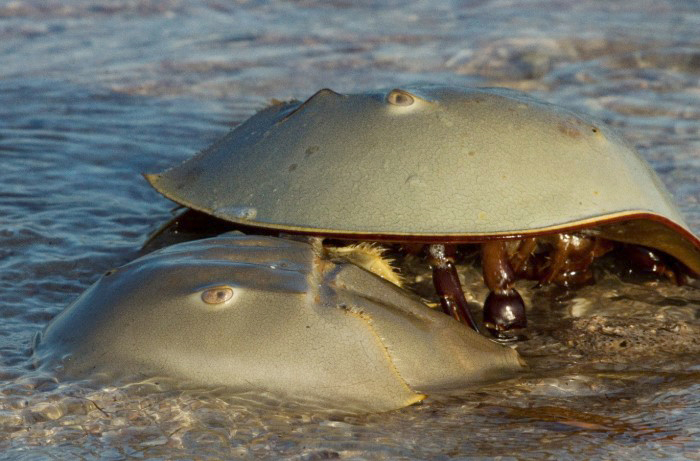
[1,0,699,459]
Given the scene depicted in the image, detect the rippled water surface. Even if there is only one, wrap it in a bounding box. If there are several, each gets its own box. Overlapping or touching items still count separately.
[2,1,700,459]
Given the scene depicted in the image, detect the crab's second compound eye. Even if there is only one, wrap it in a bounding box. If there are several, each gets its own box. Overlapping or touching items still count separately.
[386,89,415,107]
[201,286,234,304]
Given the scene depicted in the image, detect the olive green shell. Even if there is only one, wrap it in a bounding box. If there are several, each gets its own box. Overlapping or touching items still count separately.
[35,234,523,412]
[146,86,700,273]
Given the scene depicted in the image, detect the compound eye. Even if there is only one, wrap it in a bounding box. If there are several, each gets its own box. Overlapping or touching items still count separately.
[386,89,415,106]
[201,286,234,304]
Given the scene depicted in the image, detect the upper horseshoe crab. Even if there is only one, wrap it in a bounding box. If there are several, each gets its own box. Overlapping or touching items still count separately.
[34,234,523,412]
[146,85,700,338]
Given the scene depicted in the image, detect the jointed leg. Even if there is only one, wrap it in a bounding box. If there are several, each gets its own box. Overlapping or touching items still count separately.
[428,244,479,332]
[481,240,527,337]
[539,234,613,286]
[509,237,538,274]
[621,244,688,286]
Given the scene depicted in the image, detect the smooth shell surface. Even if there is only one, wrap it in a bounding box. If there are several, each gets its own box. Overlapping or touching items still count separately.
[34,234,523,412]
[146,86,700,273]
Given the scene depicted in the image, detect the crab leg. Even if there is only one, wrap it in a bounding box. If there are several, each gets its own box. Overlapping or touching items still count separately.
[428,244,479,332]
[539,234,613,286]
[621,244,688,285]
[509,238,538,274]
[481,240,527,337]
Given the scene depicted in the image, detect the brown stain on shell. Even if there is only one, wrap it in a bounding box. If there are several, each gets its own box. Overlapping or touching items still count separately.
[305,145,320,158]
[558,121,583,139]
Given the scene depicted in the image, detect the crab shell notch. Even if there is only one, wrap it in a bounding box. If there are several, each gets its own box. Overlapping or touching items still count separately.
[146,85,700,334]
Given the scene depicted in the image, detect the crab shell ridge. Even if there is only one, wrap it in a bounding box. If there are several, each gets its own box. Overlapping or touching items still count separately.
[146,86,700,274]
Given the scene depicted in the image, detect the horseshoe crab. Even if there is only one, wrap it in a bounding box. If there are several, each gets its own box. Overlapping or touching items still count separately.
[33,234,523,412]
[145,85,700,338]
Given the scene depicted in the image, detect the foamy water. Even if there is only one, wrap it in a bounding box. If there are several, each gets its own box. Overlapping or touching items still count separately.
[1,1,699,459]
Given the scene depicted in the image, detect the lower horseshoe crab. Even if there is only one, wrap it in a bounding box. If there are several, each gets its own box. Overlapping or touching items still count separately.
[145,85,700,338]
[34,234,524,412]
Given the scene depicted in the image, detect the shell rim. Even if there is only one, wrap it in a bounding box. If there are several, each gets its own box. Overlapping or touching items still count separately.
[218,210,700,248]
[145,173,699,247]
